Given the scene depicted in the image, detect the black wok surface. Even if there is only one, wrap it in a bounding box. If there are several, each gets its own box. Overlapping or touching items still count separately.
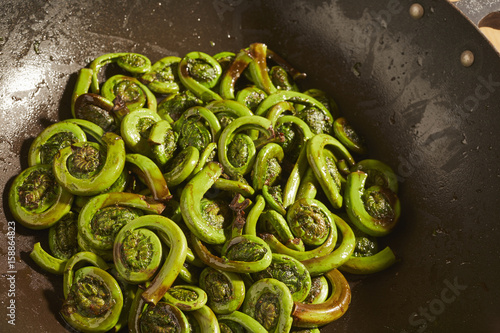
[1,0,500,332]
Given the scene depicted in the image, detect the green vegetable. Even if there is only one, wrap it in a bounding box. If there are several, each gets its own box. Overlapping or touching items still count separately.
[113,215,188,305]
[12,44,403,333]
[199,267,245,314]
[9,164,73,229]
[345,171,401,236]
[242,278,294,333]
[292,269,351,328]
[53,132,126,196]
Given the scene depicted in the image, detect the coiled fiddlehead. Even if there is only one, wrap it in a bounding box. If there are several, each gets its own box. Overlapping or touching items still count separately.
[53,132,126,196]
[101,75,157,112]
[251,253,312,302]
[90,52,152,94]
[344,171,401,237]
[178,51,223,102]
[78,192,165,254]
[73,93,119,131]
[218,115,277,178]
[49,211,79,259]
[241,278,294,333]
[136,301,190,333]
[333,117,366,155]
[148,119,178,168]
[61,252,123,333]
[350,159,399,194]
[180,161,228,245]
[113,215,187,305]
[300,214,355,276]
[286,198,332,247]
[120,108,162,157]
[9,164,73,229]
[260,199,338,262]
[191,232,273,274]
[199,267,245,314]
[28,121,87,167]
[157,90,203,123]
[163,145,200,187]
[306,133,354,209]
[140,56,181,94]
[236,86,267,112]
[162,285,208,311]
[173,106,221,151]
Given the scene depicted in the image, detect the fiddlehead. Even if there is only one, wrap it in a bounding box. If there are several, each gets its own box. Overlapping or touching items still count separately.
[157,90,203,123]
[286,198,332,247]
[241,278,294,333]
[90,52,152,94]
[300,214,355,276]
[162,285,208,311]
[73,93,119,131]
[269,65,298,91]
[140,56,181,94]
[344,171,401,237]
[218,115,277,178]
[138,302,190,333]
[120,108,162,157]
[191,233,272,274]
[9,164,73,229]
[113,215,187,305]
[61,252,123,333]
[306,133,354,209]
[163,145,200,187]
[101,75,157,112]
[148,119,178,168]
[350,159,399,193]
[173,106,221,151]
[53,132,126,196]
[260,198,340,263]
[178,51,223,102]
[49,211,79,259]
[28,121,87,167]
[252,142,284,191]
[333,117,366,155]
[180,162,228,245]
[199,267,245,314]
[251,253,312,302]
[292,269,351,328]
[78,192,165,254]
[235,86,267,112]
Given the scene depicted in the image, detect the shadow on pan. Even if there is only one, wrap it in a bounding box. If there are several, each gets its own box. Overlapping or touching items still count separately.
[0,0,499,332]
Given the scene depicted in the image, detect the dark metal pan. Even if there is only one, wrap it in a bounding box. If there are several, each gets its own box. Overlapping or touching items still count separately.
[1,0,499,332]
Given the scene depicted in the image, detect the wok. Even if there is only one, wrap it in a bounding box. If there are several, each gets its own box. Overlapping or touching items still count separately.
[1,0,499,332]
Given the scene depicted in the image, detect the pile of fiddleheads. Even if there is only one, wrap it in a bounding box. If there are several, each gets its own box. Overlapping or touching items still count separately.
[9,43,401,332]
